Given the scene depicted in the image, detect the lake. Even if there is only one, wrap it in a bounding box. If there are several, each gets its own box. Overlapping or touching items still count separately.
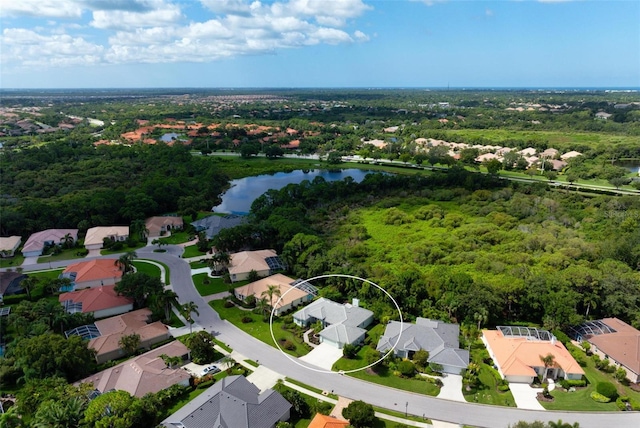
[213,169,376,215]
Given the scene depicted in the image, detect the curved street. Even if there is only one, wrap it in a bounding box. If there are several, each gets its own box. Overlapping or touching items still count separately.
[14,246,640,428]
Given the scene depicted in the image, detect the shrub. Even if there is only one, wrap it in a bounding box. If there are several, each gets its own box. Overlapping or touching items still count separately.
[397,360,415,377]
[197,378,215,389]
[282,340,296,351]
[343,344,359,359]
[498,384,510,392]
[560,379,586,389]
[241,316,253,323]
[244,295,256,307]
[590,391,611,403]
[202,277,210,285]
[223,300,234,308]
[596,381,618,400]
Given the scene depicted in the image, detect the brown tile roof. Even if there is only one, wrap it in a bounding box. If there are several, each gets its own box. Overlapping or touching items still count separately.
[63,259,123,284]
[78,341,190,397]
[229,249,277,275]
[58,285,132,313]
[145,216,183,236]
[235,274,310,309]
[89,309,169,359]
[483,330,584,378]
[589,318,640,375]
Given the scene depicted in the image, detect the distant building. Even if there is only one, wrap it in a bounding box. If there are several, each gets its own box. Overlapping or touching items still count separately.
[61,259,123,290]
[84,226,129,250]
[191,214,245,239]
[22,229,78,257]
[595,112,612,120]
[0,236,21,258]
[0,271,26,302]
[228,249,285,283]
[145,216,183,238]
[234,274,314,316]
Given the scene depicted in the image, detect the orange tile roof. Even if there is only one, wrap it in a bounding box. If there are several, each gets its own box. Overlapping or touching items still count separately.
[483,330,584,378]
[308,414,349,428]
[63,259,123,283]
[58,285,132,313]
[234,274,310,309]
[229,249,277,275]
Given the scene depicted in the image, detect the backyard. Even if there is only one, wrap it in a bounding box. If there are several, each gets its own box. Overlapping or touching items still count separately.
[210,299,312,358]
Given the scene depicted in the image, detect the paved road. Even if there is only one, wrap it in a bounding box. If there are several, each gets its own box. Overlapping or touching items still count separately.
[11,249,640,428]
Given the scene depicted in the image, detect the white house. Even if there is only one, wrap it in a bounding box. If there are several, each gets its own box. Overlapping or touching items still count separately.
[84,226,129,251]
[0,236,21,258]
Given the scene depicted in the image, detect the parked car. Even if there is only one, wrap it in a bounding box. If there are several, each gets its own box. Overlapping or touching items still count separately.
[200,365,220,376]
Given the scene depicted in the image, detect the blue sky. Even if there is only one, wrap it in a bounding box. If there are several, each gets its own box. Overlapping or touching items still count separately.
[1,0,638,88]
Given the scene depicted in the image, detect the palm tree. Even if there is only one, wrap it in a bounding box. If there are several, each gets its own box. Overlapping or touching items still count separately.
[474,308,488,331]
[153,289,180,322]
[115,250,137,274]
[33,396,87,428]
[181,301,199,335]
[20,276,39,301]
[118,333,141,356]
[540,353,556,380]
[255,297,270,321]
[159,353,182,369]
[261,284,281,313]
[130,219,148,242]
[62,232,75,249]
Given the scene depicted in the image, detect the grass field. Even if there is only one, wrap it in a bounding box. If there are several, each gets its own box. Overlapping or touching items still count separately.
[28,268,65,281]
[0,255,25,268]
[159,231,194,245]
[132,260,161,278]
[210,299,312,357]
[193,274,247,296]
[36,248,86,263]
[333,346,441,397]
[182,245,206,258]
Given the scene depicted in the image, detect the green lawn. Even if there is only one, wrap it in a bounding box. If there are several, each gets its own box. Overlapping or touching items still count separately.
[159,231,194,245]
[333,347,440,397]
[166,310,185,328]
[0,255,25,268]
[194,274,247,296]
[190,261,209,269]
[28,268,65,281]
[36,248,86,264]
[100,241,146,255]
[182,245,207,258]
[210,300,312,357]
[541,346,640,411]
[462,362,516,407]
[133,260,162,278]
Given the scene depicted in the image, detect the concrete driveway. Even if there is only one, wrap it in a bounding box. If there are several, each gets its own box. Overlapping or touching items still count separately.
[299,343,343,371]
[246,366,284,392]
[437,374,465,402]
[509,383,545,410]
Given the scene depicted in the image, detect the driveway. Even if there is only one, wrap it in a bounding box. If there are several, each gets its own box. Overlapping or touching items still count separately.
[509,383,545,410]
[246,366,284,392]
[299,343,343,371]
[437,374,465,402]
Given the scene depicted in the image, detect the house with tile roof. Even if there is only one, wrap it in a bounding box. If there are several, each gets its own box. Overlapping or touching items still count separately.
[308,413,349,428]
[145,216,184,238]
[84,226,129,250]
[59,285,133,319]
[234,274,314,316]
[161,375,291,428]
[78,341,190,397]
[60,259,123,290]
[293,298,374,349]
[89,308,170,364]
[22,229,78,257]
[228,249,285,283]
[569,318,640,383]
[482,327,584,384]
[376,318,469,375]
[0,236,21,258]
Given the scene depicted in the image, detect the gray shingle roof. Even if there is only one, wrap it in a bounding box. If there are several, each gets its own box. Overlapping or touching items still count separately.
[162,375,291,428]
[191,215,246,239]
[377,317,469,369]
[319,324,366,346]
[293,298,372,328]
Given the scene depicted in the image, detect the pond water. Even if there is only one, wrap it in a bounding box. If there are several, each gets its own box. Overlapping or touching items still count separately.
[160,132,180,142]
[213,169,376,215]
[614,160,640,174]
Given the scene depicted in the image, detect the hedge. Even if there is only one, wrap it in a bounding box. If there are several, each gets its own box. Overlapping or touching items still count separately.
[596,381,618,400]
[590,392,611,403]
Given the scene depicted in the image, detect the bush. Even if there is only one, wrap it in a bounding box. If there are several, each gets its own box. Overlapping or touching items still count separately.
[560,379,587,389]
[590,391,611,403]
[282,340,296,351]
[241,316,253,323]
[596,381,618,400]
[197,378,215,389]
[223,300,234,308]
[397,360,415,377]
[343,344,359,359]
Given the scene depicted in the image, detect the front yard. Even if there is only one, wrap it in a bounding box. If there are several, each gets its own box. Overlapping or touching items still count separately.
[193,274,247,296]
[210,299,312,358]
[332,344,441,397]
[462,342,516,407]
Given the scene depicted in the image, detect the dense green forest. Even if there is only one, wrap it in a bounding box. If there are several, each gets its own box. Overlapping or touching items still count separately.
[213,171,640,330]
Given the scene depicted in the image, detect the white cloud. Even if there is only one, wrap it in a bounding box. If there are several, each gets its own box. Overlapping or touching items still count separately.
[410,0,449,6]
[90,2,183,29]
[1,28,104,67]
[2,0,372,68]
[0,0,84,18]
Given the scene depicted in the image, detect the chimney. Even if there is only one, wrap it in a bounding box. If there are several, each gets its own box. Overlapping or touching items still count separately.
[352,298,359,307]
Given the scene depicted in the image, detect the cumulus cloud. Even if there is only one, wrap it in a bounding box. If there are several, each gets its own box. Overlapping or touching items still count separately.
[0,0,84,19]
[1,28,104,67]
[2,0,372,68]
